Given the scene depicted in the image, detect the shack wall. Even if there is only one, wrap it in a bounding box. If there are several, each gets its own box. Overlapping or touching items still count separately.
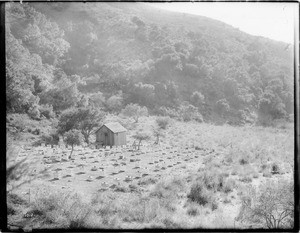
[114,132,126,146]
[96,126,114,146]
[96,126,126,146]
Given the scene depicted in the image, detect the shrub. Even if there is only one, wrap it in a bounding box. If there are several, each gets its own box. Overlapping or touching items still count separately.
[8,193,27,206]
[194,112,204,122]
[271,162,280,174]
[195,145,202,150]
[187,182,212,206]
[163,200,177,212]
[32,128,40,135]
[223,197,232,204]
[239,157,249,165]
[190,91,205,107]
[231,170,238,176]
[115,195,151,223]
[31,189,91,228]
[273,119,290,129]
[187,207,199,216]
[263,171,272,178]
[7,204,16,215]
[237,180,294,228]
[259,164,268,173]
[225,155,234,164]
[150,178,185,199]
[222,172,230,178]
[196,170,224,192]
[211,200,218,211]
[7,193,28,216]
[7,114,30,132]
[39,104,55,119]
[67,203,91,229]
[179,104,203,122]
[223,178,236,193]
[35,132,60,146]
[256,114,274,127]
[28,105,41,120]
[156,116,170,130]
[239,176,252,183]
[114,185,129,193]
[129,184,140,193]
[162,218,183,229]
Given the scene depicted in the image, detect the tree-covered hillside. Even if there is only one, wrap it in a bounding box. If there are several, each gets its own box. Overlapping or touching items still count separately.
[6,2,294,127]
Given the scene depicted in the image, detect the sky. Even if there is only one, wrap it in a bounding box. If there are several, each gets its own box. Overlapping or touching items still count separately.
[149,2,297,44]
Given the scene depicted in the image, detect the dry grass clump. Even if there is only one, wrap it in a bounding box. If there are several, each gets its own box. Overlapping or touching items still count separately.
[223,178,236,193]
[138,177,158,186]
[231,168,238,176]
[224,153,234,164]
[186,206,200,216]
[161,217,185,229]
[223,197,232,204]
[7,192,28,217]
[202,155,214,165]
[90,182,183,227]
[92,195,179,228]
[187,181,218,211]
[91,192,150,225]
[148,179,183,212]
[187,182,212,206]
[119,197,153,223]
[195,169,227,193]
[194,168,236,193]
[259,163,268,173]
[156,116,171,130]
[262,171,272,178]
[259,162,283,177]
[7,187,93,229]
[239,176,253,183]
[149,177,186,199]
[236,164,257,181]
[239,157,249,165]
[270,162,281,174]
[215,124,293,179]
[30,189,91,228]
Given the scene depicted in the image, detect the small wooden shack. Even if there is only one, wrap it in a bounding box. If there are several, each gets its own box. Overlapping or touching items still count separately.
[95,122,127,147]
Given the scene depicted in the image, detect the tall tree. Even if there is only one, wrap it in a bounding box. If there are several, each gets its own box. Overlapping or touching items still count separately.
[6,3,69,114]
[121,103,148,123]
[79,108,106,144]
[57,107,105,144]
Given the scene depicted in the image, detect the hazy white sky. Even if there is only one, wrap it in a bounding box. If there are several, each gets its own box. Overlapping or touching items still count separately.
[150,2,297,44]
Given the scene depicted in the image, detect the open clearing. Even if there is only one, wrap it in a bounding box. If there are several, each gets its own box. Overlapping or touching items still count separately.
[7,117,294,229]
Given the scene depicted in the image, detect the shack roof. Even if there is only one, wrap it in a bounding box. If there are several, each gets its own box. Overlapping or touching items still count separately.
[97,122,127,133]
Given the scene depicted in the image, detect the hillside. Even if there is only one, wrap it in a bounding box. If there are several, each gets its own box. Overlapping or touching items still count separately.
[5,3,295,230]
[6,2,294,125]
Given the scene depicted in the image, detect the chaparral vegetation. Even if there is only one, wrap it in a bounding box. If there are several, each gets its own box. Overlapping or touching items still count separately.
[6,2,294,230]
